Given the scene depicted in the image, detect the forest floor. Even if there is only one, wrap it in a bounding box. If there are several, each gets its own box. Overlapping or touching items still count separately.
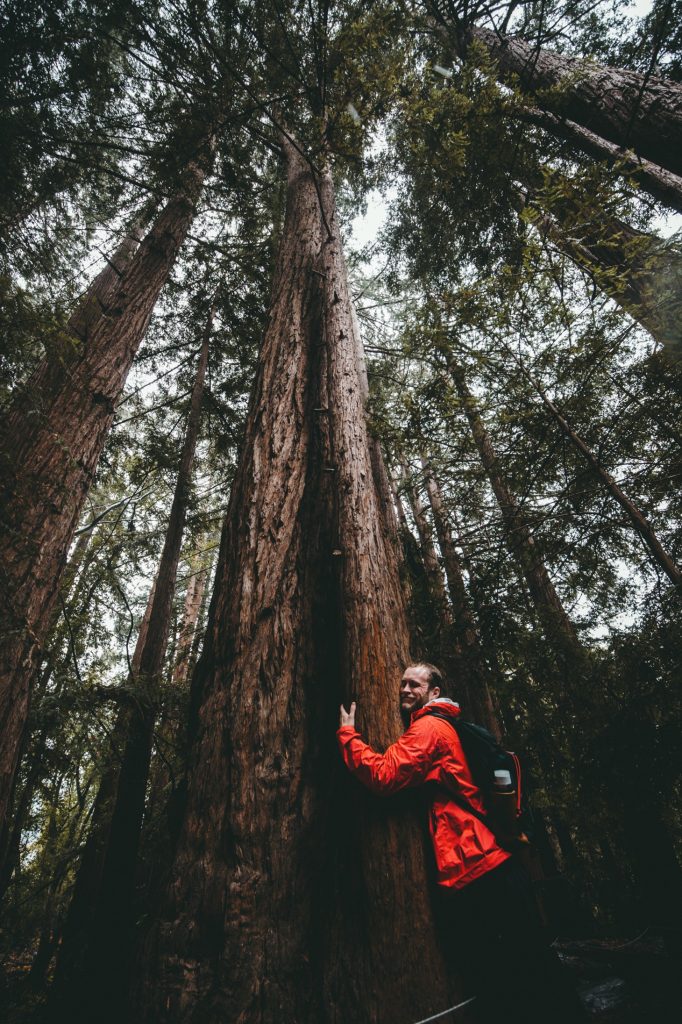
[0,934,677,1022]
[557,934,678,1021]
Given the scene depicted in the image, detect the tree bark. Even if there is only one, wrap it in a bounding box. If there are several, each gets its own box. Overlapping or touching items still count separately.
[516,107,682,214]
[0,154,208,843]
[153,138,454,1024]
[48,572,158,1013]
[172,566,209,691]
[446,356,588,681]
[421,461,501,738]
[52,305,213,1021]
[441,20,682,179]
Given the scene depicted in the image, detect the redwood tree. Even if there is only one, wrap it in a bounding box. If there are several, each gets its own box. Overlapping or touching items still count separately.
[49,303,214,1021]
[154,135,455,1024]
[0,151,210,842]
[431,13,682,179]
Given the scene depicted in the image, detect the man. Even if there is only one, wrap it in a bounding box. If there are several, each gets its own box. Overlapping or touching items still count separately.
[337,663,586,1024]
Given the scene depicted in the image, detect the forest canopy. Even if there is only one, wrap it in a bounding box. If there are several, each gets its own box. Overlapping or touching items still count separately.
[0,1,680,1022]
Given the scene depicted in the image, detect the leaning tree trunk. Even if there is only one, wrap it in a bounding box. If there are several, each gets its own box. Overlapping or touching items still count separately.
[421,461,501,738]
[51,309,213,1023]
[432,12,682,178]
[446,356,589,684]
[514,172,682,356]
[0,153,209,845]
[511,352,682,587]
[153,138,455,1024]
[516,107,682,214]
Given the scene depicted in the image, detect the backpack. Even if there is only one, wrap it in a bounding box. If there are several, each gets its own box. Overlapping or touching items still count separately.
[423,709,532,850]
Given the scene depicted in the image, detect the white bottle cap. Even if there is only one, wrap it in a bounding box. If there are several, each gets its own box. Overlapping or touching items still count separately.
[494,770,513,787]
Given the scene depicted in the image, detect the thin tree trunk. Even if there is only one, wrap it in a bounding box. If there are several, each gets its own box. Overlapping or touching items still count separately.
[53,306,214,1021]
[516,107,682,214]
[513,354,681,587]
[446,356,588,680]
[397,462,458,673]
[515,179,682,355]
[48,573,158,1011]
[173,571,207,689]
[400,463,449,605]
[436,17,682,178]
[0,152,209,843]
[153,137,454,1024]
[421,461,502,738]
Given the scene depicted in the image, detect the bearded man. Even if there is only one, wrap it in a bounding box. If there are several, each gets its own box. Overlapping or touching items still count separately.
[337,662,586,1024]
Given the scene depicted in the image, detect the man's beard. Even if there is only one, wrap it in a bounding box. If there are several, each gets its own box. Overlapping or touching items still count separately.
[399,694,429,728]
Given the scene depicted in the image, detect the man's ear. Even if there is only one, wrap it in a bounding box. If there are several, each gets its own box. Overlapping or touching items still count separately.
[430,686,441,700]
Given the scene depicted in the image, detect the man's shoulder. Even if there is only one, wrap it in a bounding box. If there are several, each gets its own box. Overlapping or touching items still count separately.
[404,710,458,747]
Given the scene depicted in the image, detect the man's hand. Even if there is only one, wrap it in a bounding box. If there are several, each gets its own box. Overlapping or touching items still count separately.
[339,702,357,728]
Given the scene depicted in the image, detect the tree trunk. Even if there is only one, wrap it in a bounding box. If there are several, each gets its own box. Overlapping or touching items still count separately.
[48,571,158,1012]
[514,355,681,587]
[439,19,682,178]
[446,356,588,682]
[515,176,682,356]
[0,154,208,843]
[172,565,209,691]
[153,138,454,1024]
[421,461,501,738]
[52,306,213,1021]
[516,107,682,214]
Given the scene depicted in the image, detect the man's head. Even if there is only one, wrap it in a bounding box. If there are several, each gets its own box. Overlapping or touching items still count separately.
[399,662,443,724]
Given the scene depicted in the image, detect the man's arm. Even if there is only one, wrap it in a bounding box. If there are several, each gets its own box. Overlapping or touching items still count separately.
[337,703,438,795]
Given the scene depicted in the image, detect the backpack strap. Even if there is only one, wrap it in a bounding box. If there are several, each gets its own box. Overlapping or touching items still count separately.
[420,709,493,828]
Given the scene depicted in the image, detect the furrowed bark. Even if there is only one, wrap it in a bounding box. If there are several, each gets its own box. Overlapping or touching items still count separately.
[516,107,682,214]
[432,13,682,179]
[154,139,455,1024]
[52,308,213,1022]
[0,154,208,844]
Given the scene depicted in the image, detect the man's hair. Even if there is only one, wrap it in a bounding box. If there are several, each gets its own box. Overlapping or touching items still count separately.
[413,662,445,692]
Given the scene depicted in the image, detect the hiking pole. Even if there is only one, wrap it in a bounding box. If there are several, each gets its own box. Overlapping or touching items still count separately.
[410,995,477,1024]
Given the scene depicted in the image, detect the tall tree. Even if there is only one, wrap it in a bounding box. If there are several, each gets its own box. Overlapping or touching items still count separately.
[0,148,210,851]
[444,352,588,682]
[505,345,682,588]
[430,12,682,179]
[49,301,214,1021]
[421,460,501,736]
[154,135,454,1024]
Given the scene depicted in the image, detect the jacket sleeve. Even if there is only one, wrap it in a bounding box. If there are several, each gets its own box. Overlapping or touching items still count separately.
[336,719,439,795]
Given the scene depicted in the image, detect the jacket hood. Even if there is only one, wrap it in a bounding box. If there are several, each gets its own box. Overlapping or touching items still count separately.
[412,697,461,723]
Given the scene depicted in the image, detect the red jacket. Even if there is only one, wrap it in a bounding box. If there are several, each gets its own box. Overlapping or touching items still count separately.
[337,698,511,889]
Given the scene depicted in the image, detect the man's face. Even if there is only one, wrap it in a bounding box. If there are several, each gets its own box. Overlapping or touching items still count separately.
[399,665,439,719]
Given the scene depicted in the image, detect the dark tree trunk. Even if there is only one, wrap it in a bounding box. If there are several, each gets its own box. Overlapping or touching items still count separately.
[50,307,213,1022]
[48,573,158,1012]
[172,564,209,690]
[516,107,682,214]
[421,461,501,738]
[514,175,682,356]
[515,356,681,587]
[0,155,208,844]
[153,138,455,1024]
[446,357,588,683]
[437,17,682,178]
